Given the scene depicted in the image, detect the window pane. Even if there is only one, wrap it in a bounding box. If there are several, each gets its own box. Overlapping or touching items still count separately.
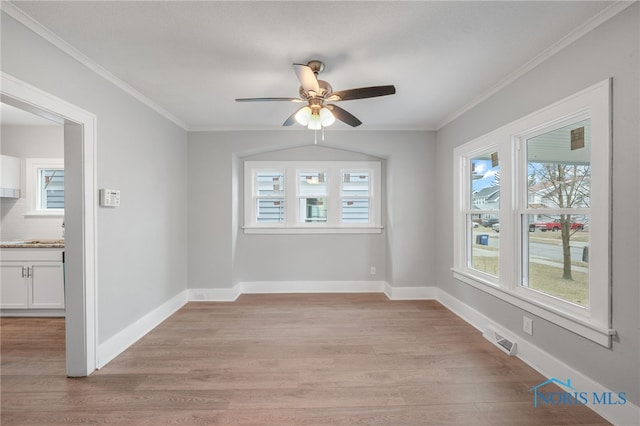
[40,169,64,209]
[299,198,327,222]
[298,172,327,196]
[470,154,500,209]
[469,214,499,277]
[523,214,589,307]
[342,199,369,223]
[469,153,499,277]
[256,171,284,196]
[342,172,370,223]
[342,172,369,196]
[257,198,285,223]
[527,119,591,209]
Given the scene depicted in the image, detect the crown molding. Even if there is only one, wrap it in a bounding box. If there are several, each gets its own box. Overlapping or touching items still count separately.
[436,1,636,130]
[1,1,189,131]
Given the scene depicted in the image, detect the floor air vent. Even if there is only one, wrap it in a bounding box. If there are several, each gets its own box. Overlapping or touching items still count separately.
[483,326,518,356]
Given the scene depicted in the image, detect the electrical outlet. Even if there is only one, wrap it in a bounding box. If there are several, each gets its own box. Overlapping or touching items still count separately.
[523,316,533,335]
[370,266,376,275]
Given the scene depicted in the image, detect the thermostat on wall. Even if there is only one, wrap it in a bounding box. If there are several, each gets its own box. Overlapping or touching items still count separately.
[100,188,120,207]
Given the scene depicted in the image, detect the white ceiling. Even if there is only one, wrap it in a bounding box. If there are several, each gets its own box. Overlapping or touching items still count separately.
[7,1,623,131]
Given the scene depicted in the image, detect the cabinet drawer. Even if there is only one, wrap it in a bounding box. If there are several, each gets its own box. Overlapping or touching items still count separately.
[1,248,64,262]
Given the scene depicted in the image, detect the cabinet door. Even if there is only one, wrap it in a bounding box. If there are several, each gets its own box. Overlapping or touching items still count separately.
[30,263,65,309]
[0,263,29,308]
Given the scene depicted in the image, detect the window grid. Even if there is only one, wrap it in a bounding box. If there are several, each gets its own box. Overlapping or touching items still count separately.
[244,161,381,233]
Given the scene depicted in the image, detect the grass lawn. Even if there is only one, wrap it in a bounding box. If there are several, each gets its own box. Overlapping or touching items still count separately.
[471,256,588,307]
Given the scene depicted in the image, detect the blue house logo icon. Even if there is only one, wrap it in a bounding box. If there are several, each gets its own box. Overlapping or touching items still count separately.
[529,378,576,408]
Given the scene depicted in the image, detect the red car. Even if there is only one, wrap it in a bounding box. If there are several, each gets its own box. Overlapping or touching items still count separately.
[529,222,584,232]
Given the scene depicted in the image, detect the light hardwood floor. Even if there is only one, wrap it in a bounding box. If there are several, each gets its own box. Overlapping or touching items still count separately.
[1,294,610,425]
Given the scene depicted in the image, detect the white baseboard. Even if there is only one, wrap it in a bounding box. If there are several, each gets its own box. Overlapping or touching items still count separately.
[436,289,490,333]
[187,281,438,301]
[437,288,640,426]
[240,280,386,294]
[0,309,65,317]
[97,290,188,368]
[384,283,438,300]
[188,286,241,302]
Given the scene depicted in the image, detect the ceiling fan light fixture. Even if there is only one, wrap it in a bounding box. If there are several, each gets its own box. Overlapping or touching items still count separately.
[307,112,322,130]
[294,106,312,125]
[319,107,335,127]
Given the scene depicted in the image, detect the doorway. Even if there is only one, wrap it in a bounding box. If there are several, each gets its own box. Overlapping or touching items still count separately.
[1,73,97,376]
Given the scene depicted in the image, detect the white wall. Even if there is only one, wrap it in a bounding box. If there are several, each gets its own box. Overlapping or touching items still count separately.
[436,4,639,405]
[188,130,436,290]
[1,124,64,240]
[1,11,189,344]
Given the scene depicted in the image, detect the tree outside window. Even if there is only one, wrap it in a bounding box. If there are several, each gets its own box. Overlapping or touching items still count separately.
[524,119,591,307]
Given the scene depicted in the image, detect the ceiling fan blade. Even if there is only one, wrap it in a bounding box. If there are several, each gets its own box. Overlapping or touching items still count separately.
[327,104,362,127]
[293,64,320,94]
[327,85,396,102]
[282,106,306,126]
[235,97,304,102]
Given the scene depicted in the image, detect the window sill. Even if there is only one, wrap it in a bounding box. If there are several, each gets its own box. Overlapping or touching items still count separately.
[24,211,64,218]
[451,267,615,347]
[243,226,383,234]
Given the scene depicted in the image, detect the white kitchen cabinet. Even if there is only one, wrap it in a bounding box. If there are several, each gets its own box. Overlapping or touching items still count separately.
[0,249,65,312]
[0,263,29,308]
[0,154,21,198]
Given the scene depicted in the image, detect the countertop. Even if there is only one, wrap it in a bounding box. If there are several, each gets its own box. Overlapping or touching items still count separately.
[0,240,65,248]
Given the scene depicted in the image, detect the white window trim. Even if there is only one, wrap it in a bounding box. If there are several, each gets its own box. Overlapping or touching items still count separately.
[25,158,64,218]
[452,78,613,347]
[244,160,382,234]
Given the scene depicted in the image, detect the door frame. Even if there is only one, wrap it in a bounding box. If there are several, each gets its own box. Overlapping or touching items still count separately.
[1,72,98,376]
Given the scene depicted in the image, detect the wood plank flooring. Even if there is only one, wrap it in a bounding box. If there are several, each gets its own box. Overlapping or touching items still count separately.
[1,294,610,425]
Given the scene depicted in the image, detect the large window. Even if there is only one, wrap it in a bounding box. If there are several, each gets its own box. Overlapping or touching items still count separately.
[244,161,382,234]
[452,79,612,346]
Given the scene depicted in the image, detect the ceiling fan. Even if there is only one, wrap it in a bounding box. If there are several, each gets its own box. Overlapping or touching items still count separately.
[235,60,396,129]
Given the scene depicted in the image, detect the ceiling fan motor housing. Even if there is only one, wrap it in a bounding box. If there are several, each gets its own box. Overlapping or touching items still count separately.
[306,60,325,75]
[299,80,333,99]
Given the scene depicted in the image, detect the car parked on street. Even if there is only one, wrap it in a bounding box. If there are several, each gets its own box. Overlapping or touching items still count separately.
[529,221,584,232]
[481,217,499,227]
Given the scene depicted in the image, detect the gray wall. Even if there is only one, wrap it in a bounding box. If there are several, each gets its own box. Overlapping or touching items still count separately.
[188,130,436,289]
[1,12,189,343]
[435,4,639,405]
[1,124,64,240]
